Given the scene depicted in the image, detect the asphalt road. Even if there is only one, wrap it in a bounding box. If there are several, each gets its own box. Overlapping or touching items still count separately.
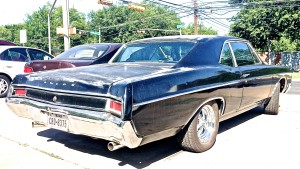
[288,80,300,95]
[0,81,299,169]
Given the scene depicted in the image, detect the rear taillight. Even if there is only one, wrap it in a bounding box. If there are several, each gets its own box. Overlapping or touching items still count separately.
[110,101,122,112]
[107,100,122,116]
[14,89,26,96]
[24,66,33,73]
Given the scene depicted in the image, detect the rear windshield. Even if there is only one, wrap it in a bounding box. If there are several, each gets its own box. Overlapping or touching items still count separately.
[55,45,109,60]
[112,41,195,63]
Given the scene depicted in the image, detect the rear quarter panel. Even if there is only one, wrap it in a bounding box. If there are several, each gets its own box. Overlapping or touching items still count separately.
[130,66,242,136]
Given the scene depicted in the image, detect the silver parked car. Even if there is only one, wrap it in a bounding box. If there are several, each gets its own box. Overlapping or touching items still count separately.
[0,46,53,97]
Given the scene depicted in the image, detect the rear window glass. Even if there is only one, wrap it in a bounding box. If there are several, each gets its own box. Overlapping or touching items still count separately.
[112,41,195,63]
[55,45,109,60]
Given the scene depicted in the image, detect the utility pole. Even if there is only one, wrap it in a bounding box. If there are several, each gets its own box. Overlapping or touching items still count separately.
[194,0,198,35]
[62,0,70,51]
[47,0,57,54]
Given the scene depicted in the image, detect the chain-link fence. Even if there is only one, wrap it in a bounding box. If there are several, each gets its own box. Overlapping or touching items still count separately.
[280,52,300,71]
[259,52,300,71]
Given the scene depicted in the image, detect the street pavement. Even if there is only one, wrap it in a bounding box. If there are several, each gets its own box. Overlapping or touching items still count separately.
[0,81,299,169]
[288,80,300,95]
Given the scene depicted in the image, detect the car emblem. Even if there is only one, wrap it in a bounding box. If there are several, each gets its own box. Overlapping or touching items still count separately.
[43,65,47,69]
[53,96,57,102]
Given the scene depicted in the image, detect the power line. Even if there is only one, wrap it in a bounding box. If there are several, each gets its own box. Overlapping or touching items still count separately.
[200,12,230,29]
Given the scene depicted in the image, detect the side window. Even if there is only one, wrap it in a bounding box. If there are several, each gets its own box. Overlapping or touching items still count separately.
[219,43,234,67]
[27,49,52,61]
[74,49,95,59]
[0,50,11,61]
[230,42,260,66]
[7,48,28,62]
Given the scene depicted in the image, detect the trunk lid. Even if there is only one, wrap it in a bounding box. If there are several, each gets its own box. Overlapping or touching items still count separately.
[21,63,174,95]
[26,60,93,72]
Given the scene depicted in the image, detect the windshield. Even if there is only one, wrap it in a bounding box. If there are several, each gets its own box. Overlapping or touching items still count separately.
[54,45,109,60]
[112,41,195,63]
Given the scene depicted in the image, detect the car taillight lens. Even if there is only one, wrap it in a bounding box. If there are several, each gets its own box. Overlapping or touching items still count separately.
[24,66,33,73]
[109,100,122,113]
[15,89,26,96]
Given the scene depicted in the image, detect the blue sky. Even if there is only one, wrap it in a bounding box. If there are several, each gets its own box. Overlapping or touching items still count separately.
[0,0,234,35]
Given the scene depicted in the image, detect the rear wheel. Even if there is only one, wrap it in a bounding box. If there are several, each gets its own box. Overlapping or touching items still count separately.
[177,101,219,153]
[0,75,10,98]
[264,83,280,115]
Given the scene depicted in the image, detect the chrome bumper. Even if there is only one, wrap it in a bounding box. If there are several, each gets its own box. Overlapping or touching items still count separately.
[5,97,142,149]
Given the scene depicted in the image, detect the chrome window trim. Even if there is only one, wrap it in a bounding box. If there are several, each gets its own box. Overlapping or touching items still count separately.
[247,43,263,64]
[229,41,262,67]
[219,42,237,67]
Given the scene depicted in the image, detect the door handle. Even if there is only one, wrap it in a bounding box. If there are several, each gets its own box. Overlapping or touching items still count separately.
[241,73,250,78]
[5,66,12,68]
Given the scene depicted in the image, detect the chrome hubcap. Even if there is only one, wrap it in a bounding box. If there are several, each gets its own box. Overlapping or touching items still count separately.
[0,79,8,95]
[197,104,216,143]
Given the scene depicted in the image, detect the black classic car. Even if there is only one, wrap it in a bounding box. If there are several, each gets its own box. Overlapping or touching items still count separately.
[6,35,291,153]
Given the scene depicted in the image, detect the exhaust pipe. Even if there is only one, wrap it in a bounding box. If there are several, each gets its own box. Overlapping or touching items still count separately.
[32,121,46,128]
[107,142,125,151]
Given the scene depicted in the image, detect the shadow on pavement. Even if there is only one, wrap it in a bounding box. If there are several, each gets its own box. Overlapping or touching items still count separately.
[37,129,181,168]
[219,106,263,134]
[37,107,263,168]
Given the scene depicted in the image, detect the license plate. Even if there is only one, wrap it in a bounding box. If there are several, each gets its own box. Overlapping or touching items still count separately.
[47,112,69,131]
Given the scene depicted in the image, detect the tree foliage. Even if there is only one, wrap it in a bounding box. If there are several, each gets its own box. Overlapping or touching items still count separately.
[24,3,86,53]
[87,3,181,43]
[0,2,219,54]
[0,24,25,45]
[229,0,300,51]
[182,24,217,35]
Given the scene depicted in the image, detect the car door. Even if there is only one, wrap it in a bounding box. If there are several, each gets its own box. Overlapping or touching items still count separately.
[0,48,27,79]
[230,42,273,110]
[219,42,243,115]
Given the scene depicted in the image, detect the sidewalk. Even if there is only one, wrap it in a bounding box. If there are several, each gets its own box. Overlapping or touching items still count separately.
[0,136,83,169]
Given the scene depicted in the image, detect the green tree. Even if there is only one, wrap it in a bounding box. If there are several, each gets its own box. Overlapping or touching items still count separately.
[229,0,300,51]
[24,3,87,53]
[182,24,217,35]
[87,3,181,43]
[0,24,25,45]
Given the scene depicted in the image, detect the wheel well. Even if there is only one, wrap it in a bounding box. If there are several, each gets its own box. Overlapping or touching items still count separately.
[279,78,286,93]
[184,97,225,127]
[0,73,12,82]
[215,98,225,116]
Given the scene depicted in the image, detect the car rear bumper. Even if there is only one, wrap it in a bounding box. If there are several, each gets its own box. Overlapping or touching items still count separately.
[5,97,142,149]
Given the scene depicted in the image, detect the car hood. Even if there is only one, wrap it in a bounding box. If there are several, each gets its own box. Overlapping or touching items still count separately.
[18,63,175,95]
[27,60,93,72]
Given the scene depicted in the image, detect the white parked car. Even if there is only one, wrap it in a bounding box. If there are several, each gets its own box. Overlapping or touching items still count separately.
[0,46,53,97]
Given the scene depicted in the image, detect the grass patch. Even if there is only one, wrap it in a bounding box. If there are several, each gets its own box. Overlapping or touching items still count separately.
[292,72,300,79]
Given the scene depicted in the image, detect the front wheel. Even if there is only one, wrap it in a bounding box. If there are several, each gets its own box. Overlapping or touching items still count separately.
[264,83,280,115]
[0,75,10,98]
[177,101,219,153]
